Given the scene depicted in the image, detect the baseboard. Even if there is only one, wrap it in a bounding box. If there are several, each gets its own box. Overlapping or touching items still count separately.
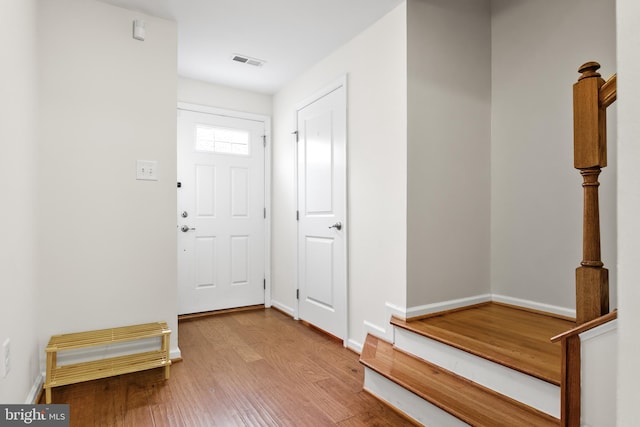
[364,320,386,340]
[270,299,295,318]
[347,338,363,354]
[385,302,406,342]
[491,294,576,319]
[406,294,492,319]
[406,294,575,320]
[346,320,385,353]
[170,347,182,360]
[355,302,406,353]
[27,373,44,404]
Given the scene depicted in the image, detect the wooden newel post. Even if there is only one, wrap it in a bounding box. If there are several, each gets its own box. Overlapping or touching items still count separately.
[573,62,609,325]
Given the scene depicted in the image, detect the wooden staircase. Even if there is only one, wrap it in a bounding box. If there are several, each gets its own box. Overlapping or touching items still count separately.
[359,61,618,426]
[360,303,574,426]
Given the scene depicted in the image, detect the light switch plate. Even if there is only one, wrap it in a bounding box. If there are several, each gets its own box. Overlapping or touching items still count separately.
[136,160,158,181]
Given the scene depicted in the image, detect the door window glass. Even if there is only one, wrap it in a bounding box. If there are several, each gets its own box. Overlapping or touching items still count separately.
[195,124,250,155]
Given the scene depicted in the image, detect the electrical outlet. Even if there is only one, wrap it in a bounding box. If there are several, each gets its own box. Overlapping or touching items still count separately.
[136,160,159,181]
[1,339,9,378]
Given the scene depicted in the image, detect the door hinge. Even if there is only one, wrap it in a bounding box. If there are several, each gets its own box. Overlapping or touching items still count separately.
[296,289,299,300]
[263,278,266,290]
[264,207,266,219]
[296,210,299,221]
[262,135,267,147]
[292,130,299,142]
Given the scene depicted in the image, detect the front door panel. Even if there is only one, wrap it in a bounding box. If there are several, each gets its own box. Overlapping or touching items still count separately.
[178,109,265,315]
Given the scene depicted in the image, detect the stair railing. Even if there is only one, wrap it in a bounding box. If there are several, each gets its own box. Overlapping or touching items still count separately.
[573,61,617,325]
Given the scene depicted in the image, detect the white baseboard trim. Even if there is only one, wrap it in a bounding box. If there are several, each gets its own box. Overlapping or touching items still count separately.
[406,294,575,319]
[269,299,295,318]
[385,302,406,343]
[348,320,385,353]
[27,373,44,404]
[406,294,492,319]
[364,320,386,340]
[347,338,363,354]
[351,318,392,355]
[170,347,182,360]
[385,302,406,320]
[355,302,406,351]
[491,294,575,318]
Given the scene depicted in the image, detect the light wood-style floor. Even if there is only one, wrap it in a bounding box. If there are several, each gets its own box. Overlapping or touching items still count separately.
[41,308,415,426]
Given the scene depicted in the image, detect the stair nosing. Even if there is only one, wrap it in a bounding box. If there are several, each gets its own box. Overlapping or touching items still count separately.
[390,316,561,386]
[361,334,560,427]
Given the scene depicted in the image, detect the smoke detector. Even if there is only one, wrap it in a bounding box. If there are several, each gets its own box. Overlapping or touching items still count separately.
[231,54,266,67]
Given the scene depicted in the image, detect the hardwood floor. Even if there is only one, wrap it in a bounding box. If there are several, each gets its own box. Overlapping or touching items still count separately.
[41,308,415,426]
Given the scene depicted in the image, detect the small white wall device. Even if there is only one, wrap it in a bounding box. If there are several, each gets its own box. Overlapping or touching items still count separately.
[136,160,158,181]
[133,19,146,41]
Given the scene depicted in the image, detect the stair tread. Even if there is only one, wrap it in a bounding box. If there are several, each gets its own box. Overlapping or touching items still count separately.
[361,335,560,427]
[391,303,575,385]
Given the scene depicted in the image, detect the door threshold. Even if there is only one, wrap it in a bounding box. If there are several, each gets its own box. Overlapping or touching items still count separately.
[178,304,265,322]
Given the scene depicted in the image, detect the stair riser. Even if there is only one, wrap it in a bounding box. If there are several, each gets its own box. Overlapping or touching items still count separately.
[394,327,560,418]
[364,368,470,427]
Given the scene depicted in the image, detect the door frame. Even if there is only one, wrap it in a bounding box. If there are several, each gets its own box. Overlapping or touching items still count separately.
[294,75,348,342]
[177,102,272,308]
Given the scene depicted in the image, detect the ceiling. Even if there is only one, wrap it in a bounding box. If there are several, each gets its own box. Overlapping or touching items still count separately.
[98,0,404,94]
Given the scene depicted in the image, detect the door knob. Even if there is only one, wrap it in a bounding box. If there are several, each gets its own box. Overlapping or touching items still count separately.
[328,222,342,231]
[180,225,195,232]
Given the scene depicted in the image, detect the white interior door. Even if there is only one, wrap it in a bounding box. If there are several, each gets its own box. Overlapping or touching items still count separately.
[177,107,266,315]
[297,79,347,341]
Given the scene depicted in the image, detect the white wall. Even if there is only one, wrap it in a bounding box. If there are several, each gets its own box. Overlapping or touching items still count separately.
[272,3,407,349]
[491,0,616,312]
[616,0,640,424]
[0,0,40,403]
[37,0,179,360]
[178,77,272,116]
[406,0,492,308]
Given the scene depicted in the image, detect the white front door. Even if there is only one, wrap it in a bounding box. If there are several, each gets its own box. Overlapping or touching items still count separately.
[177,106,266,315]
[297,78,347,341]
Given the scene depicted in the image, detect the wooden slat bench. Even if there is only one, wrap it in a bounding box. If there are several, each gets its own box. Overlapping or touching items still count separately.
[44,321,171,404]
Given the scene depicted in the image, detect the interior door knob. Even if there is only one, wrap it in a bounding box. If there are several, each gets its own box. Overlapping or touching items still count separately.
[328,222,342,231]
[181,225,195,232]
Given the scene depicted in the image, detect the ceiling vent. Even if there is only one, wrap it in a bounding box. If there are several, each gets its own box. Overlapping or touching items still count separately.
[231,54,266,67]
